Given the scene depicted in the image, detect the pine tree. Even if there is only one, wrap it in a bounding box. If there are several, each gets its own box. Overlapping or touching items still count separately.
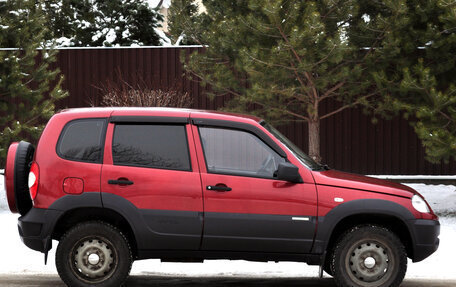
[361,0,456,163]
[43,0,164,47]
[185,0,385,162]
[0,0,67,165]
[167,0,205,45]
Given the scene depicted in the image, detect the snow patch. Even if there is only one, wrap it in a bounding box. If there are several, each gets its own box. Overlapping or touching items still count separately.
[148,0,171,9]
[154,27,172,46]
[55,37,73,47]
[122,29,131,39]
[362,14,371,23]
[370,175,456,180]
[105,29,117,44]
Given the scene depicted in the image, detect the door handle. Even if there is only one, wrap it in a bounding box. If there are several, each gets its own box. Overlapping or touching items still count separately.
[206,185,231,192]
[108,179,134,185]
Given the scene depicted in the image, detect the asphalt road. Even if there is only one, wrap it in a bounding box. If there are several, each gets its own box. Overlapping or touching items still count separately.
[0,275,455,287]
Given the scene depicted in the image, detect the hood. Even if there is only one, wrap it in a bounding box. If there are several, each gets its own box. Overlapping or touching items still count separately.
[312,169,417,198]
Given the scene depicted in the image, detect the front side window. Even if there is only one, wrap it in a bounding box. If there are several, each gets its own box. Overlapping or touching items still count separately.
[199,127,285,178]
[112,124,191,171]
[261,122,321,170]
[57,119,106,163]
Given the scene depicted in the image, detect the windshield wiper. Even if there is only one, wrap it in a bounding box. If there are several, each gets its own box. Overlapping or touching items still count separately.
[314,163,330,171]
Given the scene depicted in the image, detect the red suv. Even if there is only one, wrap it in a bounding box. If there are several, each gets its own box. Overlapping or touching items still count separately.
[4,108,439,287]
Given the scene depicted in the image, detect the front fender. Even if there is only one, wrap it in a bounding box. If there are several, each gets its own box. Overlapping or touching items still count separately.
[312,198,415,254]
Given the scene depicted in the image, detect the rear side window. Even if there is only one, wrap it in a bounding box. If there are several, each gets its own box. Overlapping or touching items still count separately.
[112,124,191,171]
[57,119,107,163]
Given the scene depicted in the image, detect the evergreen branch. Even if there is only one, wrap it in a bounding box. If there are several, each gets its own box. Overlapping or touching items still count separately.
[279,108,310,121]
[320,92,377,120]
[276,24,318,100]
[187,69,243,98]
[437,110,454,124]
[244,52,295,70]
[319,103,353,120]
[239,17,282,39]
[319,81,346,101]
[321,2,341,20]
[253,101,310,121]
[289,61,312,98]
[311,43,338,69]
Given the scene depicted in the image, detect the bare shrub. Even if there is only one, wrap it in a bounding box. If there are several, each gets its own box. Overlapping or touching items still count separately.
[95,72,192,108]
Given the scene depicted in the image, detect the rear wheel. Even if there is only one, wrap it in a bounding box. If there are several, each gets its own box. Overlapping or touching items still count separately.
[332,225,407,287]
[56,221,132,287]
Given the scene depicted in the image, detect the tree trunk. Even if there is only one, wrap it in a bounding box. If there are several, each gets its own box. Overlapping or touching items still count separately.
[308,119,321,163]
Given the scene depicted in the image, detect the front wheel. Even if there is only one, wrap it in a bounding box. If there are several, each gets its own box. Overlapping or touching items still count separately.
[332,225,407,287]
[56,221,132,287]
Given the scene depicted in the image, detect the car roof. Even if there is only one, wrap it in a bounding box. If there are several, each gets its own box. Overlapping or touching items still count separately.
[58,107,263,124]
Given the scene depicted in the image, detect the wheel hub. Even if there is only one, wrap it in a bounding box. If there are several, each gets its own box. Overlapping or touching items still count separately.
[72,237,116,281]
[364,256,376,269]
[347,242,390,283]
[88,253,100,265]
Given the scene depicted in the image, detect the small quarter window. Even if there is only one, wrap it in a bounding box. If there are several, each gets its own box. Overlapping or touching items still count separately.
[112,124,191,171]
[199,127,285,178]
[57,119,106,163]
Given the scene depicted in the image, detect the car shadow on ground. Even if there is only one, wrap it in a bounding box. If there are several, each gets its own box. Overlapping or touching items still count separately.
[127,276,456,287]
[126,275,336,286]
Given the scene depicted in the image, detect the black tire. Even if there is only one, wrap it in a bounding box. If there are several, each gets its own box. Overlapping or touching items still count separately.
[56,221,133,287]
[14,141,35,215]
[332,225,407,287]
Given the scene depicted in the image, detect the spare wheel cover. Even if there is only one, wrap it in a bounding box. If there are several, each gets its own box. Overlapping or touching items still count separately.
[11,141,35,215]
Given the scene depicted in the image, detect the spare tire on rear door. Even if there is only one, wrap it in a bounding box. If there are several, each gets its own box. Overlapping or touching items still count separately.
[5,141,35,215]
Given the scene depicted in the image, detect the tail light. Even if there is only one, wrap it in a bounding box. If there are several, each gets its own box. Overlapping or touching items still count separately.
[28,162,39,200]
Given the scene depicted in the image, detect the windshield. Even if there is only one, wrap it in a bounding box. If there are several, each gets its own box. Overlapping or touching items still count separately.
[261,122,322,170]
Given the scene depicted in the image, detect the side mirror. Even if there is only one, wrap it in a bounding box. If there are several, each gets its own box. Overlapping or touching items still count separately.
[276,162,303,183]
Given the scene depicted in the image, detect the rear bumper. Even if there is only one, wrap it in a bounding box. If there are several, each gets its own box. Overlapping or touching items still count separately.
[18,208,63,253]
[408,219,440,262]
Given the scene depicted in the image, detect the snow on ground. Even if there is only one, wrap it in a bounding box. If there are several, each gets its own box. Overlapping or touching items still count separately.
[0,171,6,211]
[406,183,456,216]
[0,174,455,279]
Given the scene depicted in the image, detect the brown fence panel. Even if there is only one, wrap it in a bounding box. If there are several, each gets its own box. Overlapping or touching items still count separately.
[52,47,455,175]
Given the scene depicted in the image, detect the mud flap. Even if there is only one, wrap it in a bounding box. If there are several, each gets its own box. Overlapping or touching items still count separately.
[318,251,326,278]
[43,236,52,265]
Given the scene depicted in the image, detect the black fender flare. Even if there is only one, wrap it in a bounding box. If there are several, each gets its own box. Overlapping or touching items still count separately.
[49,192,103,210]
[100,192,151,251]
[48,192,148,250]
[47,192,103,246]
[312,198,416,255]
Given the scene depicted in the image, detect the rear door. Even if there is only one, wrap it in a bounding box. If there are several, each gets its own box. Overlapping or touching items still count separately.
[101,116,203,250]
[192,120,318,253]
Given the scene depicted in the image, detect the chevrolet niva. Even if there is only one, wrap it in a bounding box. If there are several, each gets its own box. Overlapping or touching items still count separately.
[4,108,439,287]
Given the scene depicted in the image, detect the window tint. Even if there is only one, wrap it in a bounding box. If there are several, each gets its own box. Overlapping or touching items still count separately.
[199,127,285,178]
[112,124,191,171]
[57,119,106,163]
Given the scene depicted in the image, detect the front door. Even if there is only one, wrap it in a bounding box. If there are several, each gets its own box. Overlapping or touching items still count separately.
[101,120,203,250]
[193,124,317,253]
